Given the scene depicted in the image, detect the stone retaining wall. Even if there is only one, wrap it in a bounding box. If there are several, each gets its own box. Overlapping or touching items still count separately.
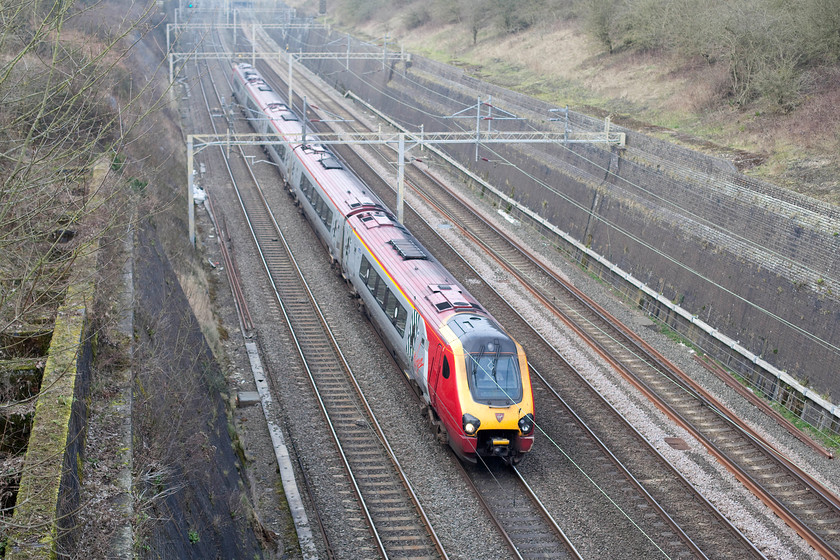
[5,161,103,559]
[6,245,97,559]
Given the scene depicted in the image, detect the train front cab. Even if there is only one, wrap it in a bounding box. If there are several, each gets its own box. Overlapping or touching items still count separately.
[432,314,534,464]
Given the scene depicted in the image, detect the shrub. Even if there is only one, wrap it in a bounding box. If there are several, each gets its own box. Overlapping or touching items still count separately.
[404,6,431,29]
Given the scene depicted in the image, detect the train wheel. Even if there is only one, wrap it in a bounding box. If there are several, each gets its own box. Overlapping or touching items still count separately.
[426,406,448,444]
[435,425,448,445]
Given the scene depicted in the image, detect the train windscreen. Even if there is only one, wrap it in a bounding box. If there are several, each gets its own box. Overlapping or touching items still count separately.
[464,338,523,406]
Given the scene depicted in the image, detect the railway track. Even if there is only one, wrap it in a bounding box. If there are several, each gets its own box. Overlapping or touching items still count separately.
[174,17,840,558]
[529,363,760,559]
[459,459,581,560]
[399,158,840,559]
[184,30,447,559]
[241,27,820,557]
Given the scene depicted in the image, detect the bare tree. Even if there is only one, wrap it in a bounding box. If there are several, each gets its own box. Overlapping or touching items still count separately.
[577,0,817,109]
[583,0,618,53]
[0,0,164,344]
[462,0,491,44]
[800,0,840,64]
[0,0,166,550]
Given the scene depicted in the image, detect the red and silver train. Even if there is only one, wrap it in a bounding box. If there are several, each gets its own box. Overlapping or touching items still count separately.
[231,63,534,463]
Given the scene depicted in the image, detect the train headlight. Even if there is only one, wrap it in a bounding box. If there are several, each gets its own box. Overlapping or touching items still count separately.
[462,413,481,436]
[518,413,534,435]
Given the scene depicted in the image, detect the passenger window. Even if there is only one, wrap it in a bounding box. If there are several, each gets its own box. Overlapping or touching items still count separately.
[367,269,378,291]
[394,305,407,336]
[367,273,378,294]
[359,256,370,282]
[375,281,388,307]
[385,292,398,320]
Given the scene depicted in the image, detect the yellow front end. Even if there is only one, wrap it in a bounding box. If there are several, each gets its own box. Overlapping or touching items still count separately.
[445,325,535,463]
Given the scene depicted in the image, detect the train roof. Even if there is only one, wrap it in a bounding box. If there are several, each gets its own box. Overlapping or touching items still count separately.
[346,209,485,326]
[234,63,384,217]
[233,63,494,331]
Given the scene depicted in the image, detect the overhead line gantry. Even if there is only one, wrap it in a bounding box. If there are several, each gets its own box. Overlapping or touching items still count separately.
[186,127,626,244]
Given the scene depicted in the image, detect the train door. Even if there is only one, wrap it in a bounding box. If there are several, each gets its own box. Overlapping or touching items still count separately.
[332,218,342,264]
[406,310,428,399]
[341,221,354,276]
[428,344,443,406]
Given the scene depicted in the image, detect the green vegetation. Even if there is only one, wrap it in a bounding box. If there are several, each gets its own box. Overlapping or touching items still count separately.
[580,0,840,111]
[658,322,840,452]
[297,0,840,203]
[771,401,840,452]
[129,178,148,192]
[316,0,840,112]
[696,354,839,452]
[657,322,701,354]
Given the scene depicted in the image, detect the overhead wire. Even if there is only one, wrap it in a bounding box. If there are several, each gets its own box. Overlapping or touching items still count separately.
[304,36,840,359]
[478,141,840,357]
[273,26,702,552]
[391,61,839,286]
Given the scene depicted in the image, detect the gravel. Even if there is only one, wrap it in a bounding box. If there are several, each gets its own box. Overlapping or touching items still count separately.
[193,43,840,559]
[407,155,839,559]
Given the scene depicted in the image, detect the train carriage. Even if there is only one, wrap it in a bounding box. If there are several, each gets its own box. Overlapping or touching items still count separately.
[231,63,535,463]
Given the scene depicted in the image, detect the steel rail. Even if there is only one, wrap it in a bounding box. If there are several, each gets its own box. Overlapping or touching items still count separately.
[191,47,332,558]
[204,196,254,332]
[511,467,582,559]
[230,103,444,560]
[199,41,447,560]
[193,52,255,334]
[404,160,840,560]
[216,79,388,560]
[195,33,381,557]
[693,354,833,459]
[254,50,777,558]
[204,28,342,559]
[452,454,582,560]
[254,52,740,559]
[527,364,713,560]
